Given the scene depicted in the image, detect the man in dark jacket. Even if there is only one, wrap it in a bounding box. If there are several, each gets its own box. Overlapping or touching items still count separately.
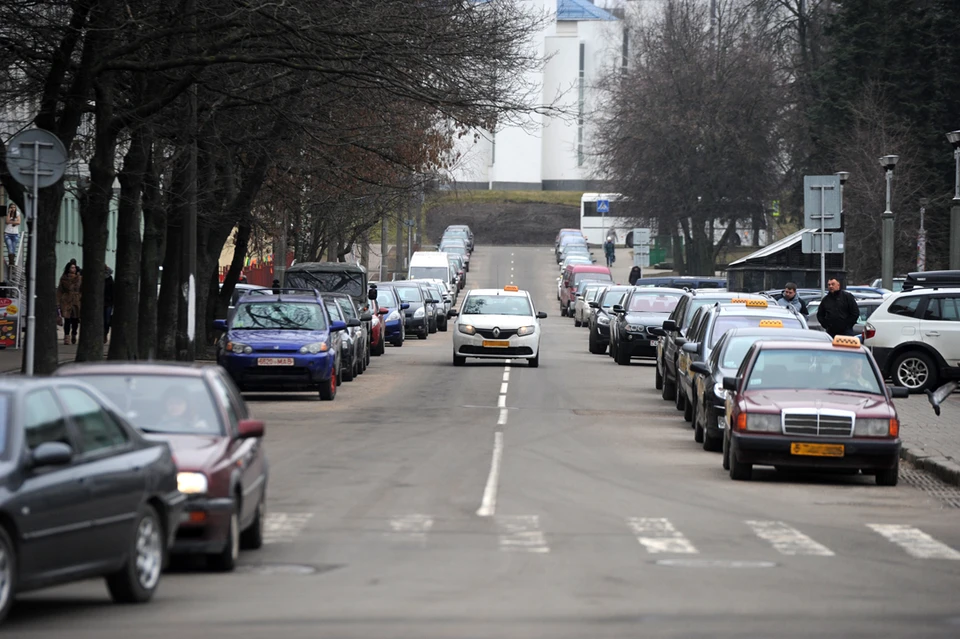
[817,278,860,337]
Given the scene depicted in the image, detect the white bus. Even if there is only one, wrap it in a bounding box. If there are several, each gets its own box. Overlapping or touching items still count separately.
[580,193,631,246]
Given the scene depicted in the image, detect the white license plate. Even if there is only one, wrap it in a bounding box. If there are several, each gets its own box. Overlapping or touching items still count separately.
[649,340,658,347]
[257,357,294,366]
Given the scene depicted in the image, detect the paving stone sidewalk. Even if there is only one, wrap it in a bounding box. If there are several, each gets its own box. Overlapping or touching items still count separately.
[894,392,960,486]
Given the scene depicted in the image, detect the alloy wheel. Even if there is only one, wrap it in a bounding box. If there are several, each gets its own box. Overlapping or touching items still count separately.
[135,515,162,591]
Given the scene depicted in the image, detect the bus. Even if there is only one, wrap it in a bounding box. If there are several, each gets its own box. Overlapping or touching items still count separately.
[580,193,631,246]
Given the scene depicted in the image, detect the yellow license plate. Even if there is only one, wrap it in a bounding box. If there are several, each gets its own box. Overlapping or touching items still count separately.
[482,340,510,348]
[790,443,844,457]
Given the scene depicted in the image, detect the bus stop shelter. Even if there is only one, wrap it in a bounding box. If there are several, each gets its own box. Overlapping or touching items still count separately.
[725,228,845,293]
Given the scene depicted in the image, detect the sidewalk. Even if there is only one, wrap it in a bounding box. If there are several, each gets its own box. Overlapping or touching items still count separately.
[0,343,79,374]
[895,393,960,486]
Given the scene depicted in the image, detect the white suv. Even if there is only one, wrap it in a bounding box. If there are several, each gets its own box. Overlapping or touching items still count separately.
[863,288,960,392]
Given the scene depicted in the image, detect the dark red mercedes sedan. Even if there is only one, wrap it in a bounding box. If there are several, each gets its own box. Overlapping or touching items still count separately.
[54,362,269,571]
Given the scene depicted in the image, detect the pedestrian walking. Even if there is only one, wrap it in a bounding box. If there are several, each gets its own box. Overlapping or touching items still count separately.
[628,265,642,285]
[603,236,616,268]
[57,262,82,345]
[272,278,281,294]
[816,278,860,337]
[776,282,809,316]
[4,203,20,267]
[104,266,114,343]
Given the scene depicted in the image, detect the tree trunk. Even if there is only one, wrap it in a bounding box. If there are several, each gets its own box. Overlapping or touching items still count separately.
[34,185,66,373]
[138,153,165,360]
[156,218,182,360]
[108,127,150,360]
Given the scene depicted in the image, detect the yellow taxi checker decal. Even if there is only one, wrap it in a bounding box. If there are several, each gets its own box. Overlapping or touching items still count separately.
[745,299,768,308]
[832,335,861,348]
[758,319,783,328]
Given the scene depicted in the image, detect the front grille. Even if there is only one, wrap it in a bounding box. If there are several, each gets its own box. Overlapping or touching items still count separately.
[460,345,533,356]
[253,346,300,353]
[476,328,518,339]
[782,411,854,437]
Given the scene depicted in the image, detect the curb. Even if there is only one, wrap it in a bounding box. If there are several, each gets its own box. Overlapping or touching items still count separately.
[2,358,74,375]
[901,445,960,487]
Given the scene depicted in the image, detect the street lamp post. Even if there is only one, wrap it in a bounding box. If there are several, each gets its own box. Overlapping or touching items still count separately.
[836,171,849,275]
[879,155,899,290]
[918,197,929,272]
[946,131,960,269]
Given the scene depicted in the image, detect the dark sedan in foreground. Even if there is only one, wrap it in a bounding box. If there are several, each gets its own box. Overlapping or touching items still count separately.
[0,377,184,624]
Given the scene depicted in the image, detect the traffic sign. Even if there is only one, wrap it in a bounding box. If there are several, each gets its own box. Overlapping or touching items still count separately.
[803,176,841,229]
[5,128,67,189]
[802,231,845,254]
[596,199,610,214]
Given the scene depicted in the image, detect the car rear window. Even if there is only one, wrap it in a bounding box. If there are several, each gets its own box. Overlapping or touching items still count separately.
[709,316,804,347]
[745,349,882,395]
[232,302,328,331]
[574,272,612,285]
[628,292,681,313]
[394,287,423,302]
[721,335,823,370]
[79,375,225,435]
[286,270,364,299]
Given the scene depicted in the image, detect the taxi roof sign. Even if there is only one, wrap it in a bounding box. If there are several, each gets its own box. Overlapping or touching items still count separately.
[832,335,861,348]
[758,319,783,328]
[745,299,768,308]
[729,298,749,304]
[503,285,519,292]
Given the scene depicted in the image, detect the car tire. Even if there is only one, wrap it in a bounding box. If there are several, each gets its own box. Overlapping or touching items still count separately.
[876,459,900,486]
[319,369,337,401]
[675,380,686,412]
[655,364,664,390]
[453,354,466,367]
[208,509,240,572]
[0,525,17,624]
[891,350,938,393]
[588,331,606,355]
[439,318,448,332]
[722,435,731,470]
[418,329,428,340]
[528,352,540,368]
[703,432,722,452]
[694,415,704,442]
[106,504,164,603]
[429,322,437,335]
[662,374,675,401]
[574,316,582,327]
[240,495,266,550]
[342,359,354,382]
[374,338,385,355]
[615,343,630,366]
[728,442,752,481]
[684,391,694,423]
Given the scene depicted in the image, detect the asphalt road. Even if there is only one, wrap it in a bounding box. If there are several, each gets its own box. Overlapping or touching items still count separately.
[10,246,960,638]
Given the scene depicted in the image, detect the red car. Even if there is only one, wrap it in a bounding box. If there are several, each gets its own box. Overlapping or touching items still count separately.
[54,362,269,571]
[370,304,386,356]
[560,264,613,316]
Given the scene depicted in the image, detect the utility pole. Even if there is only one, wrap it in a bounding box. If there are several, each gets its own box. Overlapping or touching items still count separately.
[380,215,388,281]
[394,214,403,279]
[179,0,198,360]
[275,209,288,286]
[879,155,899,291]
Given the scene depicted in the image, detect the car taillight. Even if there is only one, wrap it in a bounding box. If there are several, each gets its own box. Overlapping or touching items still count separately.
[863,323,876,340]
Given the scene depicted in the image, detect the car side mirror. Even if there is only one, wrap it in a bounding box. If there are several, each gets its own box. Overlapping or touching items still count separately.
[888,386,909,399]
[588,301,599,309]
[612,304,625,314]
[368,289,378,301]
[662,319,677,332]
[237,418,265,439]
[690,362,711,376]
[347,318,361,328]
[449,310,459,317]
[330,320,347,332]
[213,319,228,331]
[31,441,73,469]
[648,326,665,337]
[359,313,372,322]
[427,298,438,304]
[576,294,583,299]
[722,376,739,392]
[400,303,410,310]
[378,307,389,315]
[675,337,687,347]
[682,342,699,354]
[537,311,547,319]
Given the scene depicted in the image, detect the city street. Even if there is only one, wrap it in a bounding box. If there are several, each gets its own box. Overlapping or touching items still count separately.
[9,245,960,638]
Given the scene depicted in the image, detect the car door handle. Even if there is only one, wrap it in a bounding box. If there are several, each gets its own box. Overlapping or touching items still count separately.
[924,331,941,337]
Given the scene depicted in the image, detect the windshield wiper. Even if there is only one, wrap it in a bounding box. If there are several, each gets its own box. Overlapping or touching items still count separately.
[825,387,880,395]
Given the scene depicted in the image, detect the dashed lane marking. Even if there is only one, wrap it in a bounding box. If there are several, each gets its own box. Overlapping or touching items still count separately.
[628,517,699,554]
[746,520,834,556]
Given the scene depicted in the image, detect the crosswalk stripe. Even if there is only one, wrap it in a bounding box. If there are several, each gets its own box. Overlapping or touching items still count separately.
[627,517,699,554]
[263,512,313,544]
[746,520,834,556]
[388,514,434,545]
[867,524,960,560]
[497,515,550,553]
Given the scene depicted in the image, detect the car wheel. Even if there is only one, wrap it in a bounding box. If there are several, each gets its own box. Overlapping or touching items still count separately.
[876,459,900,486]
[574,316,582,327]
[615,343,630,366]
[319,369,337,401]
[375,338,385,355]
[106,504,164,603]
[722,434,731,470]
[892,350,938,393]
[728,441,752,481]
[693,412,704,442]
[429,322,437,335]
[342,358,354,382]
[588,331,606,355]
[453,354,466,367]
[703,431,722,452]
[418,329,428,340]
[208,510,239,572]
[655,363,664,390]
[240,495,266,550]
[675,379,686,412]
[0,526,16,624]
[529,352,540,368]
[684,390,694,423]
[335,362,343,386]
[661,373,675,401]
[439,318,448,332]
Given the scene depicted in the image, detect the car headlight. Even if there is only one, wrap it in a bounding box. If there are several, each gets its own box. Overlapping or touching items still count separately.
[598,314,611,326]
[299,342,329,354]
[227,342,253,354]
[855,418,897,437]
[744,413,780,433]
[627,324,643,332]
[516,325,536,336]
[459,324,476,335]
[712,382,726,401]
[177,472,208,495]
[387,310,401,321]
[414,307,425,318]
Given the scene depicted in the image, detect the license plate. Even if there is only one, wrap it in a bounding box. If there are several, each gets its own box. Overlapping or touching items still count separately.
[482,340,510,348]
[649,340,658,347]
[790,443,844,457]
[257,357,294,366]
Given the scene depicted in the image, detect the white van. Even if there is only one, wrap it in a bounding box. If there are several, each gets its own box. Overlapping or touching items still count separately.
[409,251,455,286]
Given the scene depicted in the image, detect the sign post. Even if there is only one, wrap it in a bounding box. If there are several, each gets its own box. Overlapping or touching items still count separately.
[5,129,68,375]
[597,199,610,244]
[803,176,842,297]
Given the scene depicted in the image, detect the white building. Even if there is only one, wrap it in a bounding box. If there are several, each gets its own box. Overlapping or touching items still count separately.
[449,0,625,191]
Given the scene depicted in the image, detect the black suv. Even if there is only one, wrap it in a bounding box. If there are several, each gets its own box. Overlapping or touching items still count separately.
[610,287,685,365]
[587,285,632,355]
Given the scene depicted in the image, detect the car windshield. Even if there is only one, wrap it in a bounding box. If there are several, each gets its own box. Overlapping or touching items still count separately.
[376,289,397,307]
[80,375,224,435]
[394,287,423,303]
[285,269,364,299]
[721,335,822,370]
[443,246,466,256]
[709,315,804,347]
[462,295,533,316]
[574,272,612,285]
[232,302,328,331]
[601,290,627,308]
[410,266,450,282]
[628,292,681,313]
[584,286,604,302]
[746,349,882,394]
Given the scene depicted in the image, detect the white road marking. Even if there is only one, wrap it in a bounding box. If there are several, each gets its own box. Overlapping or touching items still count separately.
[498,408,508,425]
[867,524,960,560]
[497,515,550,553]
[628,517,699,554]
[500,382,509,394]
[388,514,434,545]
[504,365,511,372]
[477,431,504,517]
[263,512,314,544]
[497,394,506,408]
[746,520,834,556]
[503,371,510,382]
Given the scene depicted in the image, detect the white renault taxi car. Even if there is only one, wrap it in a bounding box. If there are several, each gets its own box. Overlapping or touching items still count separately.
[450,286,547,367]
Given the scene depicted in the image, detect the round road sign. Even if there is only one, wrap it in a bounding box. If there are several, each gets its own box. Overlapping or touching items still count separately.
[5,128,68,189]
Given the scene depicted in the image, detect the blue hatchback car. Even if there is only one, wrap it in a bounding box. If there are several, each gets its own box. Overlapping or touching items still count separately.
[215,289,353,400]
